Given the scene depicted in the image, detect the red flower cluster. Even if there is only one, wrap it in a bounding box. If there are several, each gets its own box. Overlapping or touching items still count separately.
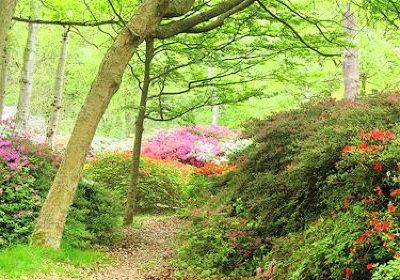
[342,129,399,278]
[390,189,400,197]
[359,129,395,142]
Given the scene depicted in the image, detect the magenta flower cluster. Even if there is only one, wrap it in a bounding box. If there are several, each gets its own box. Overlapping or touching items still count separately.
[0,139,30,171]
[142,125,238,167]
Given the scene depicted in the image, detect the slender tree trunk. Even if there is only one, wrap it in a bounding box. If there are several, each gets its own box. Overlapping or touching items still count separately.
[124,111,135,138]
[208,66,219,125]
[16,1,40,131]
[342,4,359,102]
[0,0,16,120]
[46,27,70,147]
[124,39,154,226]
[0,45,10,120]
[360,72,367,96]
[31,0,195,249]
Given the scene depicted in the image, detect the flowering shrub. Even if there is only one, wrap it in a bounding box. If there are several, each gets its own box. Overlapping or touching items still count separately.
[338,128,400,279]
[194,162,237,175]
[180,92,400,279]
[142,125,240,166]
[176,200,268,278]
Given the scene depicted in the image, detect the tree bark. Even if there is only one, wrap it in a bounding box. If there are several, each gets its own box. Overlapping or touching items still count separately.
[0,44,10,120]
[0,0,17,120]
[124,39,154,226]
[124,111,135,137]
[208,66,219,125]
[46,27,70,147]
[342,4,359,102]
[31,0,195,249]
[16,1,40,131]
[0,0,16,68]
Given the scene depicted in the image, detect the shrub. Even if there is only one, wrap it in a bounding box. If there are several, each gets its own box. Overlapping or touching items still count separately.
[64,179,123,248]
[176,92,400,279]
[142,125,240,166]
[176,201,269,278]
[84,153,189,211]
[228,94,400,236]
[259,206,366,280]
[0,133,123,249]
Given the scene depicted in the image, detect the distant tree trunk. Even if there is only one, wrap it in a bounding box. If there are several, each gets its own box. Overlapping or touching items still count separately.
[0,0,16,120]
[46,27,70,147]
[360,72,367,96]
[124,39,154,226]
[124,111,135,137]
[208,66,219,125]
[0,45,10,120]
[342,4,359,102]
[16,1,40,130]
[31,0,195,249]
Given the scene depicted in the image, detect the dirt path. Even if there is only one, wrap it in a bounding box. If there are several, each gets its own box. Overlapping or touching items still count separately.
[87,215,184,280]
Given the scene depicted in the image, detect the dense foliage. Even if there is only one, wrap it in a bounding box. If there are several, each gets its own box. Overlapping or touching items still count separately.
[176,92,400,279]
[84,152,192,211]
[0,130,122,249]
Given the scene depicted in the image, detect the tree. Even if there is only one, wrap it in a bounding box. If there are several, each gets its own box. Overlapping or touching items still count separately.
[46,27,70,147]
[32,0,252,249]
[342,4,359,101]
[124,39,154,225]
[15,1,41,130]
[0,0,17,119]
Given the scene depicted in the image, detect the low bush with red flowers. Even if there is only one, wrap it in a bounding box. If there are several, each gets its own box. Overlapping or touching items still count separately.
[174,92,400,279]
[338,128,400,279]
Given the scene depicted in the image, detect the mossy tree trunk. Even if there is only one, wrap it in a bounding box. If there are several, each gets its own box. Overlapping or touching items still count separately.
[124,39,154,226]
[0,45,10,119]
[0,0,17,120]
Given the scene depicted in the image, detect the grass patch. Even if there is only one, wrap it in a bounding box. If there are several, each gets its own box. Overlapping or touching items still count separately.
[0,244,110,279]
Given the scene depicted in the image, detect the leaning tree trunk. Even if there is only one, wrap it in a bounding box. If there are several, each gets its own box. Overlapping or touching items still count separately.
[342,4,359,102]
[0,45,10,119]
[16,1,40,131]
[32,0,195,249]
[124,39,154,226]
[46,27,70,147]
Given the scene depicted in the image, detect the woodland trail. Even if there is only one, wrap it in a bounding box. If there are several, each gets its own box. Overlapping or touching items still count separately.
[25,215,185,280]
[88,215,184,280]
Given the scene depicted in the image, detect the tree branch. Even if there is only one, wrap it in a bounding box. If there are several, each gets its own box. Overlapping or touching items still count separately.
[156,0,255,39]
[12,17,120,27]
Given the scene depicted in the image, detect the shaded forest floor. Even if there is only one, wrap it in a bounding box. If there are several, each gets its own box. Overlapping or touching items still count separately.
[88,215,184,280]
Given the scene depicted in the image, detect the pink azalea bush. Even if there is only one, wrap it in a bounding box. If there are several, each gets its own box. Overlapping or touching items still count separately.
[142,125,240,167]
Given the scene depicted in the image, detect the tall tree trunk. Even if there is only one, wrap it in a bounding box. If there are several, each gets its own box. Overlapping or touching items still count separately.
[16,1,40,131]
[46,27,70,147]
[342,4,359,102]
[124,39,154,226]
[0,44,10,120]
[208,66,219,125]
[0,0,16,120]
[31,0,195,249]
